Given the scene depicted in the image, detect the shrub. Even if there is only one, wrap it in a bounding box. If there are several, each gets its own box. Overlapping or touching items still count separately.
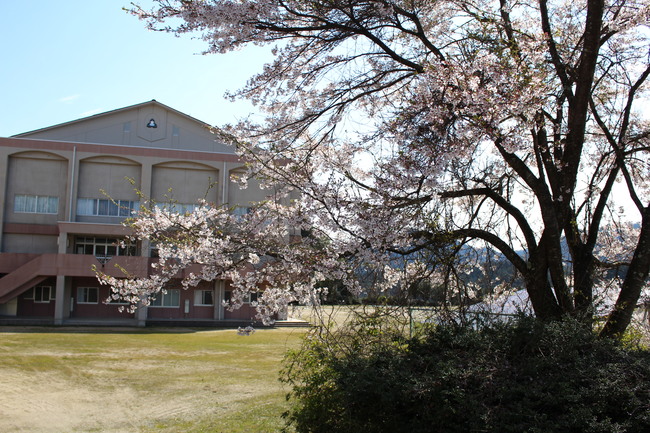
[282,315,650,433]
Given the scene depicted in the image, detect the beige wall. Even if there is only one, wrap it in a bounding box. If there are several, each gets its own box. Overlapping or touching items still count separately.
[77,156,141,199]
[152,162,220,206]
[2,234,58,254]
[0,141,271,230]
[1,124,271,256]
[227,169,269,207]
[75,157,141,224]
[4,152,68,224]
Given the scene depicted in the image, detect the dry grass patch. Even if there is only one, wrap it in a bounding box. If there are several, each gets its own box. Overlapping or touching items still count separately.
[0,326,305,433]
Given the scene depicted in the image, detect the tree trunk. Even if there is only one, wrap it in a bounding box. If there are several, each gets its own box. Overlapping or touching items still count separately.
[600,206,650,338]
[572,247,595,321]
[525,249,564,320]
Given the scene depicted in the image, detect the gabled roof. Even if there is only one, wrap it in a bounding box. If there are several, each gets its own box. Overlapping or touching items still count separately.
[12,100,212,137]
[9,99,233,154]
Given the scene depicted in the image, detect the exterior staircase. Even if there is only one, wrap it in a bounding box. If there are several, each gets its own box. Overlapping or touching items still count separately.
[0,254,58,303]
[0,253,150,304]
[274,319,311,328]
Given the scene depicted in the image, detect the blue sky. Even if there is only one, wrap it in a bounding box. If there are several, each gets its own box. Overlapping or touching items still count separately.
[0,0,272,137]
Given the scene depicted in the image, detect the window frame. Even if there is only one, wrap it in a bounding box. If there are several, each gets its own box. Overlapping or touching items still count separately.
[25,286,54,303]
[233,206,251,220]
[155,202,200,214]
[77,287,99,304]
[74,236,137,257]
[14,194,59,214]
[149,289,181,308]
[223,291,260,304]
[194,289,214,306]
[76,198,139,217]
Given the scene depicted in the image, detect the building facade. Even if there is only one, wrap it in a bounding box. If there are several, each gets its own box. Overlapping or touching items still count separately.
[0,101,279,326]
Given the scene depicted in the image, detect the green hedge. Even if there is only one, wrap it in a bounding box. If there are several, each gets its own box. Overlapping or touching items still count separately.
[282,316,650,433]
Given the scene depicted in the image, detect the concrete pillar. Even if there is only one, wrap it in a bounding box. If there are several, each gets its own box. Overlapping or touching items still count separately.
[139,161,153,257]
[136,304,148,327]
[277,304,289,320]
[66,147,79,222]
[57,232,68,254]
[0,154,7,251]
[54,275,67,325]
[214,280,224,320]
[136,161,153,327]
[140,240,151,257]
[140,161,153,202]
[222,161,228,206]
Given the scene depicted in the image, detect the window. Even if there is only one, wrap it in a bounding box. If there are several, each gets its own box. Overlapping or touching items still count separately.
[233,206,251,217]
[77,287,98,304]
[14,195,59,214]
[75,237,136,257]
[77,198,139,217]
[155,202,199,214]
[25,286,54,303]
[194,290,214,306]
[150,289,180,307]
[108,295,128,305]
[223,291,260,303]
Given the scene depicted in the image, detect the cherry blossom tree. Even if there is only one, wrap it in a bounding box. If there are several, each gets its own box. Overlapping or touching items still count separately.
[114,0,650,336]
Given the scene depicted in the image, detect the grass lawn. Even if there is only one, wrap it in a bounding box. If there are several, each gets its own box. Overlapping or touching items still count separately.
[0,326,306,433]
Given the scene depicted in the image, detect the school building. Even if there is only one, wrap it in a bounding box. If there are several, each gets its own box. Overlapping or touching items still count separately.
[0,100,286,326]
